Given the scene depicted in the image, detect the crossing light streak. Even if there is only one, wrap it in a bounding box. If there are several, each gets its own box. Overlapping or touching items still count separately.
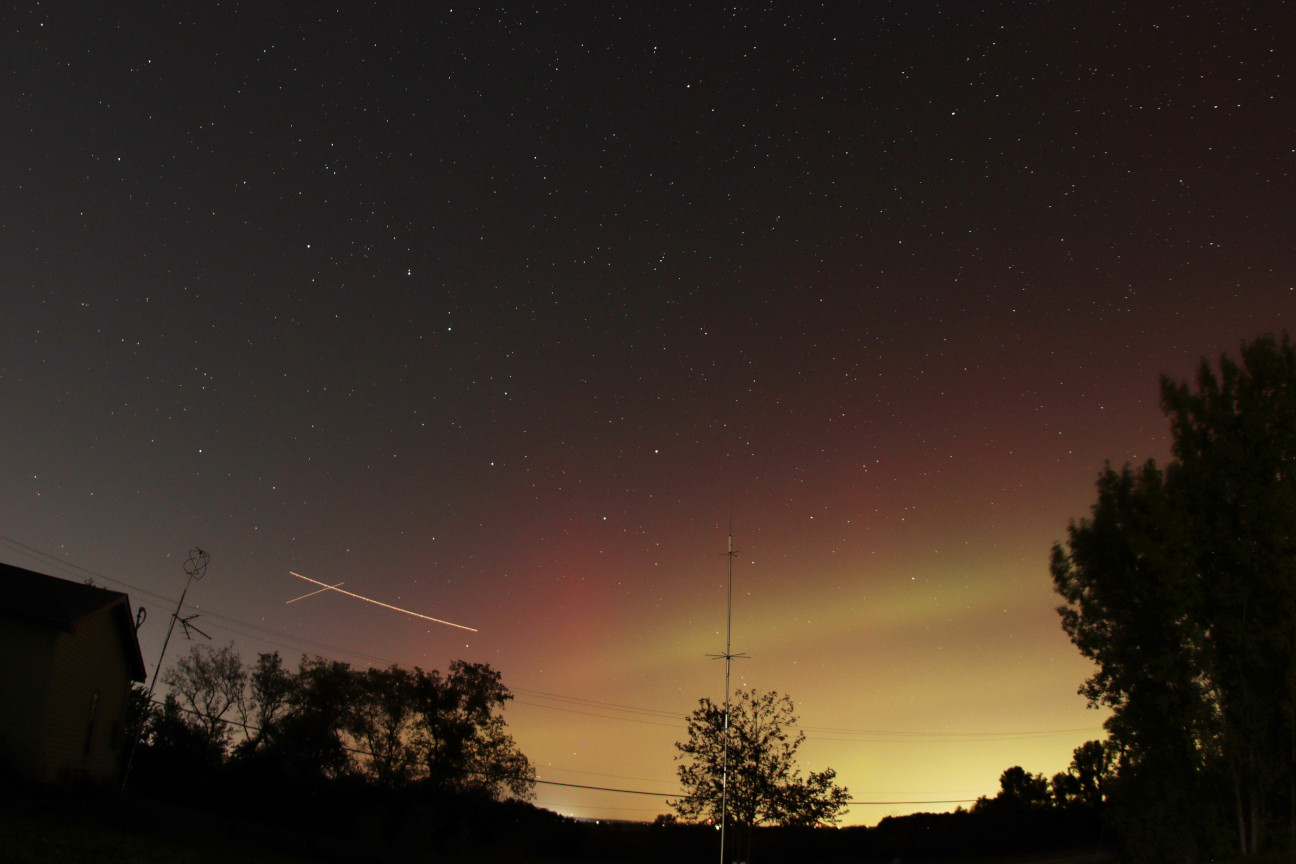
[286,580,345,604]
[287,571,477,632]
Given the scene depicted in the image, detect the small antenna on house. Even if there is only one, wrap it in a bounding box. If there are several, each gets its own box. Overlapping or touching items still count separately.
[121,547,211,792]
[177,613,211,641]
[706,526,747,864]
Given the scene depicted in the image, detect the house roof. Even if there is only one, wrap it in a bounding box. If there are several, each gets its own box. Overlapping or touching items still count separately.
[0,561,148,682]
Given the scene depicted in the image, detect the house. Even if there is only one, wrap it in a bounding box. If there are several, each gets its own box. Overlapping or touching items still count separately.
[0,562,147,785]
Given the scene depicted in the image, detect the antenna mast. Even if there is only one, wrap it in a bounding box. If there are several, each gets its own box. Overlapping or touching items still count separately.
[708,530,747,864]
[121,547,210,792]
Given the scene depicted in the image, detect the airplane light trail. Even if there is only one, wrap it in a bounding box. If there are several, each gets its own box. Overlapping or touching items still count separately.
[286,581,345,604]
[287,572,478,632]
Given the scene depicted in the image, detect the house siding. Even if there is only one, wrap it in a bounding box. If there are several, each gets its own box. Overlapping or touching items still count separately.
[0,614,58,778]
[0,564,145,786]
[43,607,135,783]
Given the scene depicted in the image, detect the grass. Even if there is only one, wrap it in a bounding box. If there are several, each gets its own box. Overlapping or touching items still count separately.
[0,808,321,864]
[0,784,354,864]
[0,788,560,864]
[1,782,1120,864]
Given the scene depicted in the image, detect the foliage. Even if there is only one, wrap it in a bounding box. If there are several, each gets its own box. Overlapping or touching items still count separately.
[672,688,849,835]
[1049,770,1081,808]
[348,664,419,789]
[980,742,1113,815]
[998,766,1050,809]
[145,645,534,805]
[1052,333,1296,859]
[290,655,358,777]
[1040,738,1117,813]
[973,766,1048,816]
[145,692,227,777]
[1051,462,1219,858]
[161,642,248,755]
[238,651,295,752]
[411,660,536,799]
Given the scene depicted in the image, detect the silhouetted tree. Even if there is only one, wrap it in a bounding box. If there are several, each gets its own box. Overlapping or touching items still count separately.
[347,665,419,790]
[144,643,536,833]
[1050,770,1082,808]
[974,766,1050,814]
[162,642,248,757]
[134,693,226,791]
[411,660,535,799]
[1001,766,1050,808]
[234,651,295,755]
[1068,739,1113,808]
[672,688,849,859]
[1053,333,1296,859]
[118,682,156,779]
[278,655,358,781]
[1161,333,1296,856]
[774,766,852,827]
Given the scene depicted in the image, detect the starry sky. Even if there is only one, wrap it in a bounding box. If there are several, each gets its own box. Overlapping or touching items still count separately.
[3,2,1294,825]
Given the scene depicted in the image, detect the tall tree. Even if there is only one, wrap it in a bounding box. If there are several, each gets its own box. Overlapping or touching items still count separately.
[1067,739,1113,809]
[672,688,850,854]
[411,660,535,799]
[348,665,420,790]
[1053,333,1296,859]
[273,655,357,782]
[1161,332,1296,855]
[162,642,249,756]
[235,651,295,754]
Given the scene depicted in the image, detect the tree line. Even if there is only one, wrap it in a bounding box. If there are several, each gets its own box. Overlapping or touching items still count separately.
[124,645,539,853]
[665,687,1108,862]
[131,645,534,799]
[976,739,1113,813]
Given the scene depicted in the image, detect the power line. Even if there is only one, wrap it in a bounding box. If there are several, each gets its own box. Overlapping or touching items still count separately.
[0,536,184,609]
[801,726,1100,743]
[1,535,1104,745]
[536,772,684,792]
[147,695,976,808]
[513,700,683,729]
[0,539,430,669]
[534,779,677,798]
[526,778,977,807]
[193,607,410,668]
[512,687,684,721]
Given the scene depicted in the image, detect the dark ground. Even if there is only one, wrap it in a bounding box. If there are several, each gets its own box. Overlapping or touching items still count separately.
[1,778,1116,864]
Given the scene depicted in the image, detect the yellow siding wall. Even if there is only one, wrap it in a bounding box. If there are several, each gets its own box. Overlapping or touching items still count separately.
[43,608,134,783]
[0,616,57,778]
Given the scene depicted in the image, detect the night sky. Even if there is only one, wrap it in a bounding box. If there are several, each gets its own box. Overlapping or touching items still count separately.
[3,2,1294,824]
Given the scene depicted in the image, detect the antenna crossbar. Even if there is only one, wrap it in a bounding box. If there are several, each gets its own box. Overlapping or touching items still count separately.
[177,613,212,641]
